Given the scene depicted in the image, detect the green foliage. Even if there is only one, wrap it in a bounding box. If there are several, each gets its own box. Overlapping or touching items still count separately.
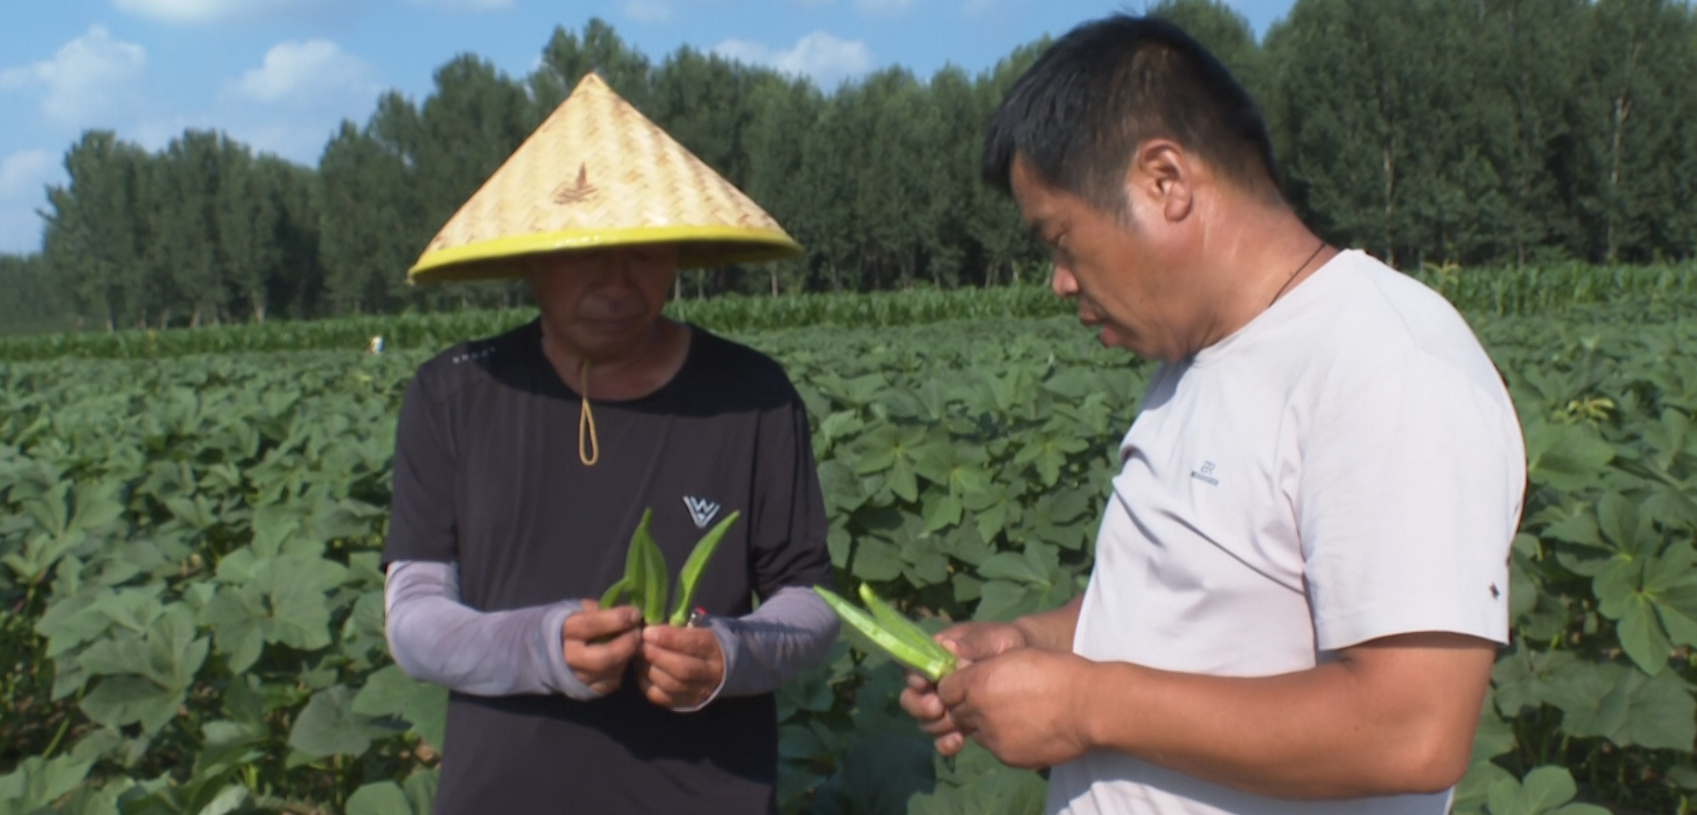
[3,297,1697,813]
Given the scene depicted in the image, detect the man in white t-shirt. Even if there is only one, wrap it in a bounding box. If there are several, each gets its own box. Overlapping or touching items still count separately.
[898,14,1525,815]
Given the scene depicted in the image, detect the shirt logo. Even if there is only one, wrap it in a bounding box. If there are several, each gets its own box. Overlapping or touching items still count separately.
[684,496,721,529]
[1191,461,1220,487]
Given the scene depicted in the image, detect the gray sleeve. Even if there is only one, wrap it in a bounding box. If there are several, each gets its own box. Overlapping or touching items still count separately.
[687,585,840,709]
[383,560,599,700]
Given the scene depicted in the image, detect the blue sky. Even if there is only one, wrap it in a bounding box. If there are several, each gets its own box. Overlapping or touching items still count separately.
[0,0,1298,254]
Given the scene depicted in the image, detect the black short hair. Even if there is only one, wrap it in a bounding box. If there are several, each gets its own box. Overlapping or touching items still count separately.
[983,15,1280,213]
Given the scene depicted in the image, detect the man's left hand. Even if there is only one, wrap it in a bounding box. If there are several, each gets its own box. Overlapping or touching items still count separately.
[937,647,1096,769]
[637,624,726,709]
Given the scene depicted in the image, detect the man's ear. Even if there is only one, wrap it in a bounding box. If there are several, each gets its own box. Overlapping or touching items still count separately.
[1125,139,1193,224]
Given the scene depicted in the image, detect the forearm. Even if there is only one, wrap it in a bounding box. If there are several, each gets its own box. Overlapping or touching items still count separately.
[1078,634,1494,798]
[704,585,839,698]
[384,560,596,699]
[1013,595,1083,652]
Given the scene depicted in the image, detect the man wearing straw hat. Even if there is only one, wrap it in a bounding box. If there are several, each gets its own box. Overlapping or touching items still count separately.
[380,73,838,813]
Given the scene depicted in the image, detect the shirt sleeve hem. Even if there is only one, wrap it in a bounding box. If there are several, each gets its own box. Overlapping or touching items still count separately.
[1314,602,1509,652]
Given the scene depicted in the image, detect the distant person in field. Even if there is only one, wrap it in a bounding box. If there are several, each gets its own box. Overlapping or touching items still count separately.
[380,73,836,814]
[899,15,1525,815]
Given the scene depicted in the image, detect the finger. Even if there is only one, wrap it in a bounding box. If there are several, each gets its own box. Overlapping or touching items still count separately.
[643,683,676,707]
[934,732,965,757]
[642,662,696,696]
[935,669,969,709]
[642,644,718,688]
[898,686,944,721]
[567,629,640,675]
[564,606,643,642]
[641,625,720,659]
[638,664,708,708]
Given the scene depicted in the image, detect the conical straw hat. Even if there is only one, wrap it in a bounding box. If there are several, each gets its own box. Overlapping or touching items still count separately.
[407,72,802,284]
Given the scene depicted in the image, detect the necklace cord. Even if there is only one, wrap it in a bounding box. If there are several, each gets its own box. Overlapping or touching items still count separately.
[1270,239,1328,308]
[578,358,599,467]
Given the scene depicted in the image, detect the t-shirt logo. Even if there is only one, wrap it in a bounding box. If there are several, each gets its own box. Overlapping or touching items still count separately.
[1191,461,1220,487]
[684,496,721,529]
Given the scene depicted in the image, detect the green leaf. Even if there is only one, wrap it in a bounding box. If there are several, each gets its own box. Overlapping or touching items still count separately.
[908,766,1047,815]
[0,756,94,812]
[1614,595,1674,675]
[1524,421,1614,491]
[403,770,438,815]
[352,666,449,749]
[852,539,904,582]
[1544,661,1630,740]
[977,551,1047,585]
[80,675,184,735]
[346,781,415,815]
[1615,669,1697,750]
[921,492,963,534]
[196,720,269,776]
[287,685,371,758]
[1454,759,1514,815]
[1471,693,1516,763]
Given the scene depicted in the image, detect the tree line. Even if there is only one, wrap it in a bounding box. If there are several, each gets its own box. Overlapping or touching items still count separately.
[2,0,1695,334]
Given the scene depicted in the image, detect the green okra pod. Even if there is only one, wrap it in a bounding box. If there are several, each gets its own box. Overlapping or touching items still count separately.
[597,575,629,610]
[637,513,668,624]
[858,584,942,656]
[621,509,653,615]
[813,586,955,681]
[668,511,741,627]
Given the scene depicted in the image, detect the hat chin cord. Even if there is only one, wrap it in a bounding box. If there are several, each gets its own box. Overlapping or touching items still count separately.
[579,358,600,466]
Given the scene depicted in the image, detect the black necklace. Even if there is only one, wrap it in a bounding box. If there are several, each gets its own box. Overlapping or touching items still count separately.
[1269,239,1328,307]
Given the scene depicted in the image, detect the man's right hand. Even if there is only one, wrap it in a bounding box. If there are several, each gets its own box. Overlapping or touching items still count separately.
[563,600,643,696]
[899,621,1030,756]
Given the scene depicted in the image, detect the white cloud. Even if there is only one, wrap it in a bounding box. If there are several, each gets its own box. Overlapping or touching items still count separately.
[714,31,874,89]
[227,40,380,105]
[857,0,917,13]
[0,151,59,200]
[620,0,673,23]
[0,27,147,129]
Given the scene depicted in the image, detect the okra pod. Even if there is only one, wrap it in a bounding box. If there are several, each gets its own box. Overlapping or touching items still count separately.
[597,576,629,610]
[813,586,955,681]
[858,584,942,657]
[621,509,652,614]
[668,511,741,626]
[637,513,668,625]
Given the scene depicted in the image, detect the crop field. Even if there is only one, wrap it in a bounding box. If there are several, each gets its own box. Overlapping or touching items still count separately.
[3,276,1697,814]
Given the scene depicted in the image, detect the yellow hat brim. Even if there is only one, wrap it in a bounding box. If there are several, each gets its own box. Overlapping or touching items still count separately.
[408,225,802,284]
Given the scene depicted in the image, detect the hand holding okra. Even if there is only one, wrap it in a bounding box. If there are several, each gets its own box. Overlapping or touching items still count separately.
[637,623,725,709]
[582,507,740,706]
[892,619,1033,756]
[562,602,643,695]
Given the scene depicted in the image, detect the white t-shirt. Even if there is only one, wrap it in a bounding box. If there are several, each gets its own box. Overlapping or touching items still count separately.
[1047,250,1525,815]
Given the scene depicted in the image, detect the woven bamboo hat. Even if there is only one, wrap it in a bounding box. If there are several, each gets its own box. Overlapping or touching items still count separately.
[406,73,801,284]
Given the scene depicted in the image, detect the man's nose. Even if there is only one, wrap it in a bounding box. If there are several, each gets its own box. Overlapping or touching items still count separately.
[1051,264,1078,297]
